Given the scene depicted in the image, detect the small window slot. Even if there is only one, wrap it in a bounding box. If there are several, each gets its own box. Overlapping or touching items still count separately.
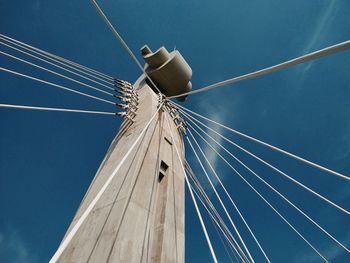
[158,172,165,182]
[160,161,169,173]
[158,160,169,182]
[164,136,173,145]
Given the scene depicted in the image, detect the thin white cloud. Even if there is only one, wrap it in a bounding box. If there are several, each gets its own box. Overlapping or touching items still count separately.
[332,123,350,165]
[335,184,350,202]
[302,1,337,73]
[0,228,38,263]
[295,235,350,262]
[192,98,231,193]
[203,113,225,186]
[32,0,41,11]
[186,86,241,195]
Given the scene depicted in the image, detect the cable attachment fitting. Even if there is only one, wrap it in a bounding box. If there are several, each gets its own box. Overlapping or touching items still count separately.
[176,122,187,135]
[116,88,136,95]
[115,79,134,90]
[115,96,139,105]
[115,79,131,85]
[115,84,133,91]
[116,111,135,122]
[115,101,138,115]
[158,93,168,108]
[116,103,130,110]
[163,101,186,136]
[113,79,139,120]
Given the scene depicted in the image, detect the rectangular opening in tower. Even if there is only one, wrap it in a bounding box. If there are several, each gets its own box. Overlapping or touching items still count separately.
[158,160,169,182]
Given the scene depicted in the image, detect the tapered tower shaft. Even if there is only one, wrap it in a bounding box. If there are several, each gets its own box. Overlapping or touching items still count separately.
[57,75,185,262]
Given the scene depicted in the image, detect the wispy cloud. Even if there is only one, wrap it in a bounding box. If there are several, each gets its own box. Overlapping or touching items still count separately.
[32,0,41,11]
[203,113,225,186]
[333,123,350,165]
[193,98,230,192]
[294,235,350,263]
[0,228,38,263]
[335,184,350,202]
[302,1,338,73]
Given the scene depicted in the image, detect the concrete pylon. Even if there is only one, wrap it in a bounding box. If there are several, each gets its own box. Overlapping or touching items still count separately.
[57,75,185,262]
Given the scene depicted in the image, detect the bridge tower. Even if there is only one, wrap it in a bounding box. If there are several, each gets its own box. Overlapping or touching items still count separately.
[55,46,192,263]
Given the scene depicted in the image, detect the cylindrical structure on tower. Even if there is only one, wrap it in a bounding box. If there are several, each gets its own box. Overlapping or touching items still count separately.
[141,45,192,101]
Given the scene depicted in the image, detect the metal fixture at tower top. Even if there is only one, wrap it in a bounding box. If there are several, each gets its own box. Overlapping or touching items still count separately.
[141,45,192,101]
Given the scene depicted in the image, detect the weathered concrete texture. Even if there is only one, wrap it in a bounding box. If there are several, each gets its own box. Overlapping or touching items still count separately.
[57,76,185,263]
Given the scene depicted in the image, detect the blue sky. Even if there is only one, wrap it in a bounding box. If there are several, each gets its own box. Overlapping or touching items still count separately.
[0,0,350,262]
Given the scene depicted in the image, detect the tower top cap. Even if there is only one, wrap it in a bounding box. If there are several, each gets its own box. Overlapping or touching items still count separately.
[141,45,192,101]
